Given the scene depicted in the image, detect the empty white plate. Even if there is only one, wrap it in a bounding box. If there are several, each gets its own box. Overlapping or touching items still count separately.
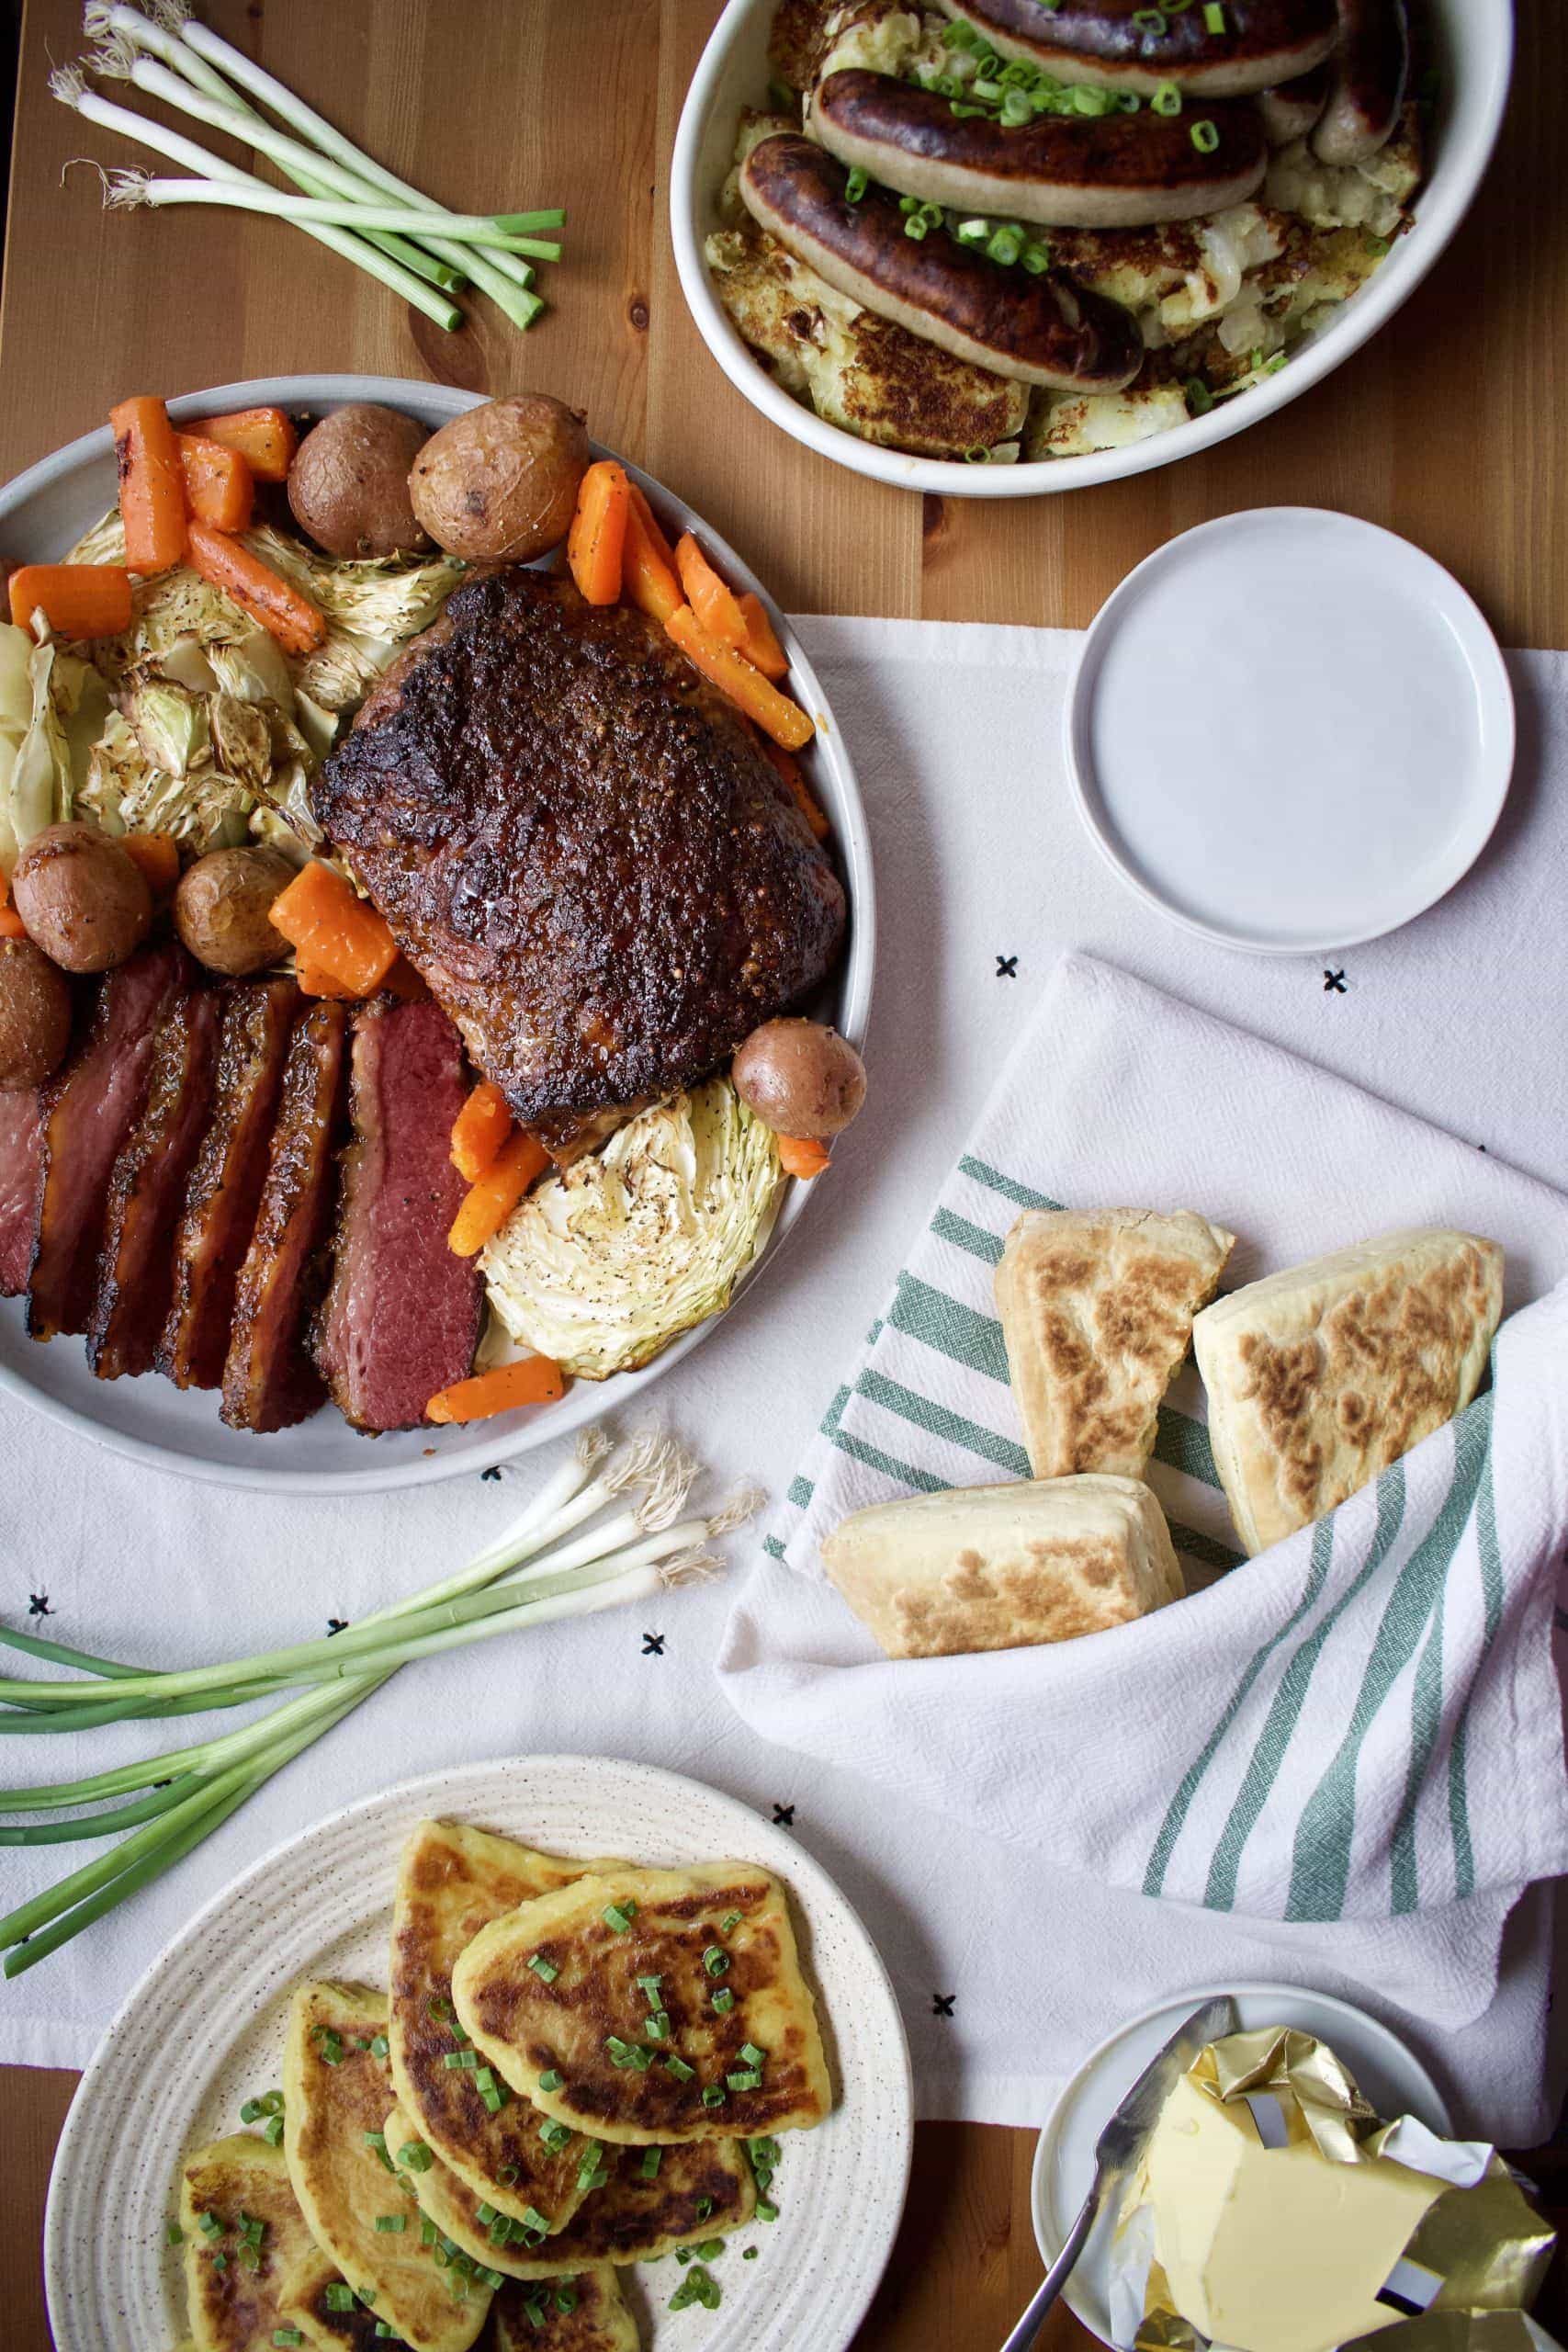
[1030,1979,1452,2349]
[1065,509,1515,956]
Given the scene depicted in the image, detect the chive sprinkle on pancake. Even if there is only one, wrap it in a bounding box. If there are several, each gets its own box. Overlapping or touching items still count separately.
[451,1862,831,2145]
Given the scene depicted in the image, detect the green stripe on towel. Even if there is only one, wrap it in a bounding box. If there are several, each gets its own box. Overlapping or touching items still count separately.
[1285,1396,1493,1924]
[1390,1600,1446,1915]
[930,1206,1006,1266]
[957,1158,1063,1213]
[830,1427,952,1494]
[1449,1442,1505,1899]
[889,1274,1012,1384]
[856,1366,1032,1477]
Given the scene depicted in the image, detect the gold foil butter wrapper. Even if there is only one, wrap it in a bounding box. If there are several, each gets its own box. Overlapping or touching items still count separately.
[1114,2030,1557,2352]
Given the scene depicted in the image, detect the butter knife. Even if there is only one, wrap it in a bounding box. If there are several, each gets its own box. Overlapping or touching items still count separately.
[999,1991,1239,2352]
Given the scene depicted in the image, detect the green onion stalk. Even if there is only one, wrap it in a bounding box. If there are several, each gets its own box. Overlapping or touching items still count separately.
[175,6,555,327]
[0,1430,757,1979]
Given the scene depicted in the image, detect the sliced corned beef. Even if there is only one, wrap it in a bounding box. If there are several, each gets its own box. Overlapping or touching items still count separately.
[158,977,300,1391]
[27,943,187,1340]
[312,997,480,1433]
[0,1091,43,1298]
[89,988,222,1380]
[220,1000,350,1434]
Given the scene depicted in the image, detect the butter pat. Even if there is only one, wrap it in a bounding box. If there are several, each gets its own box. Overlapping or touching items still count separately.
[1140,2073,1441,2352]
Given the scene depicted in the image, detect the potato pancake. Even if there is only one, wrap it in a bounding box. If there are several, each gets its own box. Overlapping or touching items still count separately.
[282,1980,490,2352]
[382,2101,753,2276]
[451,1862,830,2145]
[389,1822,622,2233]
[491,2268,637,2352]
[178,2133,338,2352]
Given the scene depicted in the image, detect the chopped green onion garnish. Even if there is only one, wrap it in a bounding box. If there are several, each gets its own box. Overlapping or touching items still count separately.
[695,2196,714,2221]
[648,2011,670,2041]
[310,2025,344,2066]
[712,1988,735,2015]
[524,2298,547,2329]
[703,1947,730,1977]
[521,2206,550,2234]
[719,1912,743,1933]
[198,2212,222,2240]
[640,2147,662,2179]
[165,2222,184,2246]
[844,165,869,202]
[364,2130,396,2174]
[324,2285,355,2312]
[273,2335,304,2347]
[442,2049,480,2069]
[728,2070,763,2091]
[527,1954,558,1984]
[636,1974,663,2002]
[375,2214,406,2233]
[739,2042,765,2067]
[539,2119,573,2152]
[497,2164,520,2185]
[664,2053,696,2082]
[1133,6,1166,28]
[987,226,1022,266]
[677,2246,694,2266]
[1366,233,1391,255]
[479,2267,506,2292]
[538,2069,563,2092]
[1202,0,1225,27]
[1151,80,1182,115]
[479,2086,504,2114]
[476,2202,497,2226]
[942,17,977,44]
[904,215,929,241]
[1190,118,1220,152]
[744,2245,760,2259]
[1021,242,1051,274]
[421,2217,438,2246]
[370,2035,389,2060]
[1185,375,1214,414]
[555,2286,579,2313]
[757,2198,779,2222]
[263,2114,286,2148]
[698,2238,726,2260]
[428,1995,455,2020]
[955,215,991,246]
[396,2140,434,2173]
[701,2085,727,2109]
[375,2328,398,2341]
[603,1902,637,1932]
[606,2035,653,2071]
[209,2253,227,2272]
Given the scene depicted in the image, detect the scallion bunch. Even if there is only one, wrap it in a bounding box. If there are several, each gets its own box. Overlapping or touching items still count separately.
[0,1430,756,1978]
[52,1,565,333]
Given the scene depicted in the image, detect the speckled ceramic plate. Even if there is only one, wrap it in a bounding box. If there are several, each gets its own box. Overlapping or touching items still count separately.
[43,1754,912,2352]
[0,374,874,1495]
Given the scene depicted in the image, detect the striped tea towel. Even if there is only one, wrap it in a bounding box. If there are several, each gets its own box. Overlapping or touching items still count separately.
[717,955,1568,2007]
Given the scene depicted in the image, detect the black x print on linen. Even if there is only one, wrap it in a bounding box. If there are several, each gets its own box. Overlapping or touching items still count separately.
[480,1465,502,1483]
[996,955,1018,978]
[326,1617,350,1636]
[772,1804,795,1827]
[1323,968,1348,993]
[931,1993,955,2018]
[28,1593,51,1618]
[642,1633,666,1656]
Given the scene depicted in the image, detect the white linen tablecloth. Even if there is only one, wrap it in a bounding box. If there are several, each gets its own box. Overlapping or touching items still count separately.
[3,617,1566,2146]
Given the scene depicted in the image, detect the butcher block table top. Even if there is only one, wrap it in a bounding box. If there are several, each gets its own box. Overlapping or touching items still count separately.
[0,3,1564,2348]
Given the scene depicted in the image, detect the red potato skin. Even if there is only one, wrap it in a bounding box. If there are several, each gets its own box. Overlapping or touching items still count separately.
[931,0,1338,95]
[732,1018,867,1141]
[809,70,1268,227]
[739,135,1143,391]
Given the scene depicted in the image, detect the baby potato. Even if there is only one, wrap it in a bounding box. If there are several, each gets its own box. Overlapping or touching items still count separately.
[733,1018,867,1140]
[0,936,72,1089]
[12,822,152,973]
[408,393,590,562]
[287,403,432,560]
[174,846,296,977]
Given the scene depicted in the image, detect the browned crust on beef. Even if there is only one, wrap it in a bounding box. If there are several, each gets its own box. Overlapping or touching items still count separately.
[220,1000,350,1433]
[158,978,301,1391]
[312,567,847,1136]
[89,988,222,1380]
[28,944,187,1341]
[0,1091,44,1299]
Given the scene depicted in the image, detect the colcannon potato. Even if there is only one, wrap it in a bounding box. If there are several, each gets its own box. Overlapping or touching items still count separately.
[287,402,432,560]
[732,1017,866,1138]
[407,393,591,561]
[11,821,152,973]
[173,845,295,977]
[0,935,73,1089]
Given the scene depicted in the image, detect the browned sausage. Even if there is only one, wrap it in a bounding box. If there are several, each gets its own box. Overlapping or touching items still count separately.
[808,69,1268,227]
[739,133,1144,391]
[1257,62,1331,143]
[932,0,1338,97]
[1312,0,1408,163]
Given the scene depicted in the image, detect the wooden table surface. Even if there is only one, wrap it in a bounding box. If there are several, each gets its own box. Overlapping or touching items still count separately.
[0,3,1563,2347]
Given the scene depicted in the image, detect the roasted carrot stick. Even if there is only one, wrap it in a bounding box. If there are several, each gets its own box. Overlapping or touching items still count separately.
[666,605,815,751]
[776,1135,831,1179]
[567,460,631,606]
[448,1128,551,1257]
[627,482,677,570]
[622,495,683,627]
[8,564,134,640]
[450,1080,513,1183]
[176,433,254,533]
[0,897,28,939]
[294,957,360,1000]
[675,534,748,649]
[186,521,326,656]
[737,591,789,681]
[118,833,181,897]
[425,1355,566,1423]
[270,860,399,994]
[183,406,298,482]
[110,396,186,576]
[761,737,829,842]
